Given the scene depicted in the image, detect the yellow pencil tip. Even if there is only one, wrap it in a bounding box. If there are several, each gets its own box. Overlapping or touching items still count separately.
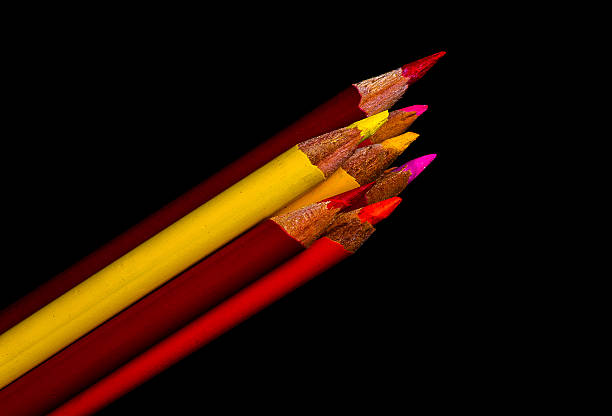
[381,132,419,153]
[348,111,389,139]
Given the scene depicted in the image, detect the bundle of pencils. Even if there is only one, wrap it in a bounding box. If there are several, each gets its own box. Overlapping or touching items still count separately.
[49,198,404,416]
[0,52,445,333]
[0,110,387,387]
[0,51,444,415]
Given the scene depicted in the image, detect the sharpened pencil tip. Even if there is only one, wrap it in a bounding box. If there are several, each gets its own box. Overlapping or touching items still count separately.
[348,111,389,139]
[394,154,437,184]
[358,197,402,225]
[399,105,428,116]
[401,52,446,84]
[381,132,419,153]
[322,182,375,210]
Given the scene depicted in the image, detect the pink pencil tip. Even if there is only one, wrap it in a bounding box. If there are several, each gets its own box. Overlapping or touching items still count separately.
[399,105,428,116]
[401,51,446,83]
[394,154,437,184]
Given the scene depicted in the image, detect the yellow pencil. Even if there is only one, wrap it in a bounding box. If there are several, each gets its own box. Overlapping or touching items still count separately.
[0,111,388,387]
[274,131,418,215]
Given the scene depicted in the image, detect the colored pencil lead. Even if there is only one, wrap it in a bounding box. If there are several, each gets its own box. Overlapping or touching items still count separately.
[358,197,402,225]
[401,51,446,83]
[348,111,389,139]
[393,153,437,184]
[323,182,375,210]
[400,104,428,115]
[381,132,419,153]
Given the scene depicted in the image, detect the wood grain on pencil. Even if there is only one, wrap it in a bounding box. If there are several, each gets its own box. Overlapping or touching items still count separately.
[276,131,418,215]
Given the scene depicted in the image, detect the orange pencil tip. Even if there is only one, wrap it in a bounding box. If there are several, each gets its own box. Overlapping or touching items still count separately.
[358,197,402,225]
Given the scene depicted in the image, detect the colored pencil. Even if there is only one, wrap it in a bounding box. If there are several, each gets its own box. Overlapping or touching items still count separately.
[0,185,374,416]
[360,104,428,147]
[47,198,402,416]
[0,52,444,334]
[354,154,438,206]
[0,168,424,415]
[0,113,388,388]
[275,131,419,215]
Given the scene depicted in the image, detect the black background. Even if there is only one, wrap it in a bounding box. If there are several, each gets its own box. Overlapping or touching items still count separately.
[1,12,534,414]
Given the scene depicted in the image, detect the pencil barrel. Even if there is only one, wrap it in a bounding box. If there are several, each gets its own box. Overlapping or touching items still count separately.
[0,221,303,416]
[47,237,351,416]
[0,146,325,388]
[0,87,365,335]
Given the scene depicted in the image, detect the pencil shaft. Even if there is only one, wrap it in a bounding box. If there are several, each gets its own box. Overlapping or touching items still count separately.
[0,146,325,387]
[0,88,366,334]
[0,221,302,416]
[47,238,351,416]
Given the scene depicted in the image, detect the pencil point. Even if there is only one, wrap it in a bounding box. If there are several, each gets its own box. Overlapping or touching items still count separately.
[381,132,419,153]
[401,51,446,84]
[394,154,437,184]
[359,137,373,148]
[348,111,389,139]
[323,182,375,209]
[358,197,402,225]
[399,105,428,116]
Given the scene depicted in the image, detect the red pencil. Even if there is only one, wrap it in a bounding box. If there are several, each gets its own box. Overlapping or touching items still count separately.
[47,198,402,416]
[0,184,374,416]
[0,52,444,334]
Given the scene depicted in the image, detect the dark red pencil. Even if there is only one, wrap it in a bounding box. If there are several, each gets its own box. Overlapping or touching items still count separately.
[0,185,375,416]
[0,52,445,334]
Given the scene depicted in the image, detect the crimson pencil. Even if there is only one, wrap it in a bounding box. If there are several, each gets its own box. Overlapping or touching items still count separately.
[47,198,402,416]
[0,52,444,333]
[0,185,374,416]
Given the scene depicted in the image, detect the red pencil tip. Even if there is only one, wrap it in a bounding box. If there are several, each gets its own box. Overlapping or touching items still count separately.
[322,182,375,210]
[401,51,446,84]
[358,197,402,225]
